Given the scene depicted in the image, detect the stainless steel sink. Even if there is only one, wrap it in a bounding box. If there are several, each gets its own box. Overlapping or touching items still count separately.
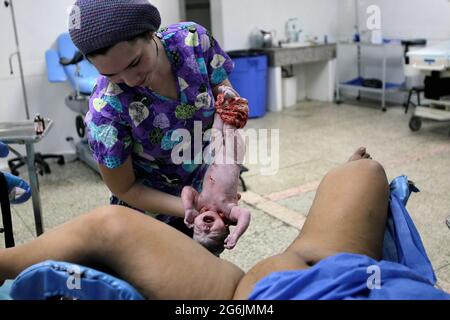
[279,42,312,49]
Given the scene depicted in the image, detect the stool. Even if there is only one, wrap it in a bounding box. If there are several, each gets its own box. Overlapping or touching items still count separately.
[8,152,65,177]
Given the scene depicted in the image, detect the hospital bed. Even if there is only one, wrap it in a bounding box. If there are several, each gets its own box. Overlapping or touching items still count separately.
[0,140,142,300]
[45,33,100,173]
[407,40,450,133]
[0,171,439,300]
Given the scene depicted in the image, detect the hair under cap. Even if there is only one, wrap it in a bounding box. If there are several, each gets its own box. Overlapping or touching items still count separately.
[69,0,161,56]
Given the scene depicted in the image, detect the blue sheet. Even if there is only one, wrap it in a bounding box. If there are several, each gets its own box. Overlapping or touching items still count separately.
[0,141,9,158]
[249,176,450,300]
[9,261,144,300]
[0,281,13,300]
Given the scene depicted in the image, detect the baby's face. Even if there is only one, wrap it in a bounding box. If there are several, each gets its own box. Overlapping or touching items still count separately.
[193,210,227,237]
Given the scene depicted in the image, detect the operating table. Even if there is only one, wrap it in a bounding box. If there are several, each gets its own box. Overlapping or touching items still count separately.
[46,33,100,173]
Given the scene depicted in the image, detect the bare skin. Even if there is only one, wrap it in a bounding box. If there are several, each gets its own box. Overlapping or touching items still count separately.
[182,86,249,249]
[234,147,388,298]
[0,147,389,299]
[182,163,251,249]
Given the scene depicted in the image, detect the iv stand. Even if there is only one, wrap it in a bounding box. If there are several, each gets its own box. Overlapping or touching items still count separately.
[5,0,31,120]
[354,0,361,100]
[3,0,46,236]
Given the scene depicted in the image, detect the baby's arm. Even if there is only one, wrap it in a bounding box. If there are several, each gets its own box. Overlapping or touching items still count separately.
[224,205,251,249]
[181,186,200,228]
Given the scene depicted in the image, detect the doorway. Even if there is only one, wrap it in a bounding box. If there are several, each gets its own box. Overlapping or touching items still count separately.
[181,0,211,31]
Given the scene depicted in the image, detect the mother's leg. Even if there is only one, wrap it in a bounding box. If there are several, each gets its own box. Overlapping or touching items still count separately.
[0,205,244,299]
[233,152,389,299]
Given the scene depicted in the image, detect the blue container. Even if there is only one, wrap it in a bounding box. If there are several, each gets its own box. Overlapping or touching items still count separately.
[228,51,268,118]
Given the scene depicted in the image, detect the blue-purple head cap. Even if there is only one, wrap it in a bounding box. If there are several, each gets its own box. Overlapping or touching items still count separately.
[69,0,161,56]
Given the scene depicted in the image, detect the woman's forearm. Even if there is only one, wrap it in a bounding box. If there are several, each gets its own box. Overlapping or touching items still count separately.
[211,81,246,165]
[118,182,185,218]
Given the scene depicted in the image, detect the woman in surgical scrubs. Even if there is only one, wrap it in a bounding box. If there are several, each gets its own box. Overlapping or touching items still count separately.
[70,0,244,235]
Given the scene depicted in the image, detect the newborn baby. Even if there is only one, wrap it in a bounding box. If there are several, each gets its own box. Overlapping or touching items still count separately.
[181,163,251,256]
[181,85,251,256]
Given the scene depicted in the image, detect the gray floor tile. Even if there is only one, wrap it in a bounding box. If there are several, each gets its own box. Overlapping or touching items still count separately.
[1,99,448,287]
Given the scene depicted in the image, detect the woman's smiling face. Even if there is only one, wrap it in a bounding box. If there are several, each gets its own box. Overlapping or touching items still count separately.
[89,33,159,88]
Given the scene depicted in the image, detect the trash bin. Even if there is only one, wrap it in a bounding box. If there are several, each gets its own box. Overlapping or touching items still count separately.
[282,75,298,107]
[227,50,268,118]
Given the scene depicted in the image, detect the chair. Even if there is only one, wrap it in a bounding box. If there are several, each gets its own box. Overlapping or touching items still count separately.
[0,141,32,248]
[46,33,99,174]
[0,172,15,248]
[8,152,65,177]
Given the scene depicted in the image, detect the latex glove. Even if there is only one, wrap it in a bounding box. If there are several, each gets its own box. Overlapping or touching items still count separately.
[2,172,32,205]
[0,142,9,158]
[217,85,240,100]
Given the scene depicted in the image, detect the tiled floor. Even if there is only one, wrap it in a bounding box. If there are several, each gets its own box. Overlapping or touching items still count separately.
[2,100,450,293]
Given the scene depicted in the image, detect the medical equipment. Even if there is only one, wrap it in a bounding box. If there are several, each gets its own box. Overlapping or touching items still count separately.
[407,40,450,134]
[4,0,30,120]
[402,39,427,114]
[46,33,100,173]
[0,140,31,248]
[0,142,8,158]
[0,119,55,236]
[1,172,16,248]
[336,40,404,111]
[4,1,65,177]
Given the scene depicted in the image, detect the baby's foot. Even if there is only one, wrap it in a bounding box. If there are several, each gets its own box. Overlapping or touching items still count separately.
[348,147,372,162]
[224,235,236,250]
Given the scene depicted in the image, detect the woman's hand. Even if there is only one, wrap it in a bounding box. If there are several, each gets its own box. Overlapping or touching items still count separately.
[217,85,240,100]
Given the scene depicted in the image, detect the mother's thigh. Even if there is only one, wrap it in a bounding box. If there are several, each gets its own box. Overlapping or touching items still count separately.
[288,159,389,264]
[232,159,389,299]
[96,206,244,299]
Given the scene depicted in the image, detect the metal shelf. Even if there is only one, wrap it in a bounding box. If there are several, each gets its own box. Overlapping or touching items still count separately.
[415,106,450,121]
[338,41,402,48]
[340,77,403,93]
[336,41,404,111]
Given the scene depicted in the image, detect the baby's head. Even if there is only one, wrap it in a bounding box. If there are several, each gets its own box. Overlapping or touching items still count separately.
[193,210,230,256]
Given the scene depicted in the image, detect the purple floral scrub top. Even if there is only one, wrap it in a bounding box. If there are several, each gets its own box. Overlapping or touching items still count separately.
[85,22,234,207]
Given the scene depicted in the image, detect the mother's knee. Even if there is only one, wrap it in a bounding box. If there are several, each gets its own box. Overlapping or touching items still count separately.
[84,205,139,244]
[358,159,387,177]
[354,159,389,190]
[325,159,388,188]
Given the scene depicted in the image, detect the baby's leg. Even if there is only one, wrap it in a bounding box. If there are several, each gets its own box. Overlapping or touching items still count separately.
[181,186,200,226]
[225,205,251,249]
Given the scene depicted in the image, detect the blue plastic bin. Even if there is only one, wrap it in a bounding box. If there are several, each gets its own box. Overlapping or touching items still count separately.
[228,50,268,118]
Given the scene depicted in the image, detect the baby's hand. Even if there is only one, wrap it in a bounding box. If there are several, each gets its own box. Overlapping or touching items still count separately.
[184,208,199,228]
[181,186,201,228]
